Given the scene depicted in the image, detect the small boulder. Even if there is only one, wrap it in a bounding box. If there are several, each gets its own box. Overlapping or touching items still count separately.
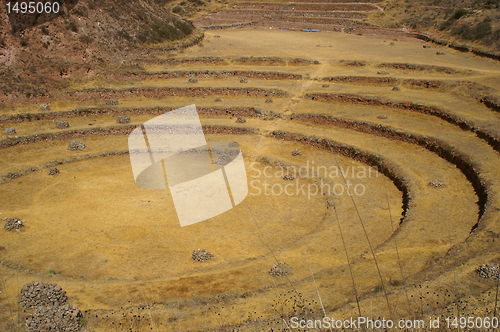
[4,127,16,135]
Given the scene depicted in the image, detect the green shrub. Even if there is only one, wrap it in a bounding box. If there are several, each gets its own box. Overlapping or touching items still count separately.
[172,5,182,13]
[40,26,49,35]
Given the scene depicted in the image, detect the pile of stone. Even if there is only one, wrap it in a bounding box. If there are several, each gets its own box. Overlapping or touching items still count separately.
[21,282,82,332]
[212,154,230,166]
[477,264,500,279]
[265,98,273,103]
[283,174,294,181]
[429,180,446,188]
[377,115,388,119]
[40,104,51,111]
[105,99,119,105]
[291,149,302,156]
[20,283,68,309]
[269,262,290,276]
[392,86,401,91]
[4,127,16,135]
[240,77,248,83]
[67,140,86,151]
[322,84,330,88]
[117,115,130,124]
[236,117,246,123]
[377,71,390,75]
[48,167,60,176]
[192,249,213,262]
[4,217,25,231]
[436,52,445,55]
[55,121,69,129]
[423,44,432,48]
[188,77,198,83]
[215,97,222,102]
[26,304,82,332]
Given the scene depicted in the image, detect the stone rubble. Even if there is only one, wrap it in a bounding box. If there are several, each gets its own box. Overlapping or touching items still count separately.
[269,262,290,276]
[283,174,295,180]
[4,217,25,231]
[214,97,222,102]
[188,77,198,83]
[265,98,273,103]
[236,117,246,123]
[192,249,213,262]
[428,180,446,188]
[240,77,248,83]
[377,71,390,75]
[20,283,68,309]
[48,167,60,175]
[392,86,401,91]
[117,115,131,124]
[105,99,119,105]
[291,149,302,156]
[55,120,70,129]
[477,264,499,279]
[67,140,86,151]
[20,282,82,332]
[40,104,51,111]
[377,115,388,119]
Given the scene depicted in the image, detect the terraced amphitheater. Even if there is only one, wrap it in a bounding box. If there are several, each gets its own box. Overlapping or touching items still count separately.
[1,12,500,332]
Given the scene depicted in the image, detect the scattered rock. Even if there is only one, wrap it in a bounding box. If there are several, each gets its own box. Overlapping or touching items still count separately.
[188,77,198,83]
[436,51,445,55]
[4,127,16,135]
[265,98,273,103]
[236,117,246,123]
[377,115,388,119]
[105,99,119,106]
[48,167,60,176]
[4,217,25,231]
[55,121,69,129]
[390,42,395,45]
[240,77,248,83]
[477,264,499,279]
[428,180,446,188]
[283,174,294,180]
[214,97,222,102]
[327,200,335,206]
[423,44,432,48]
[117,115,130,124]
[392,86,401,91]
[67,140,86,151]
[20,282,68,309]
[214,35,220,38]
[40,104,51,111]
[322,84,330,88]
[377,71,390,75]
[192,249,213,262]
[269,262,290,276]
[228,142,238,147]
[291,149,302,156]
